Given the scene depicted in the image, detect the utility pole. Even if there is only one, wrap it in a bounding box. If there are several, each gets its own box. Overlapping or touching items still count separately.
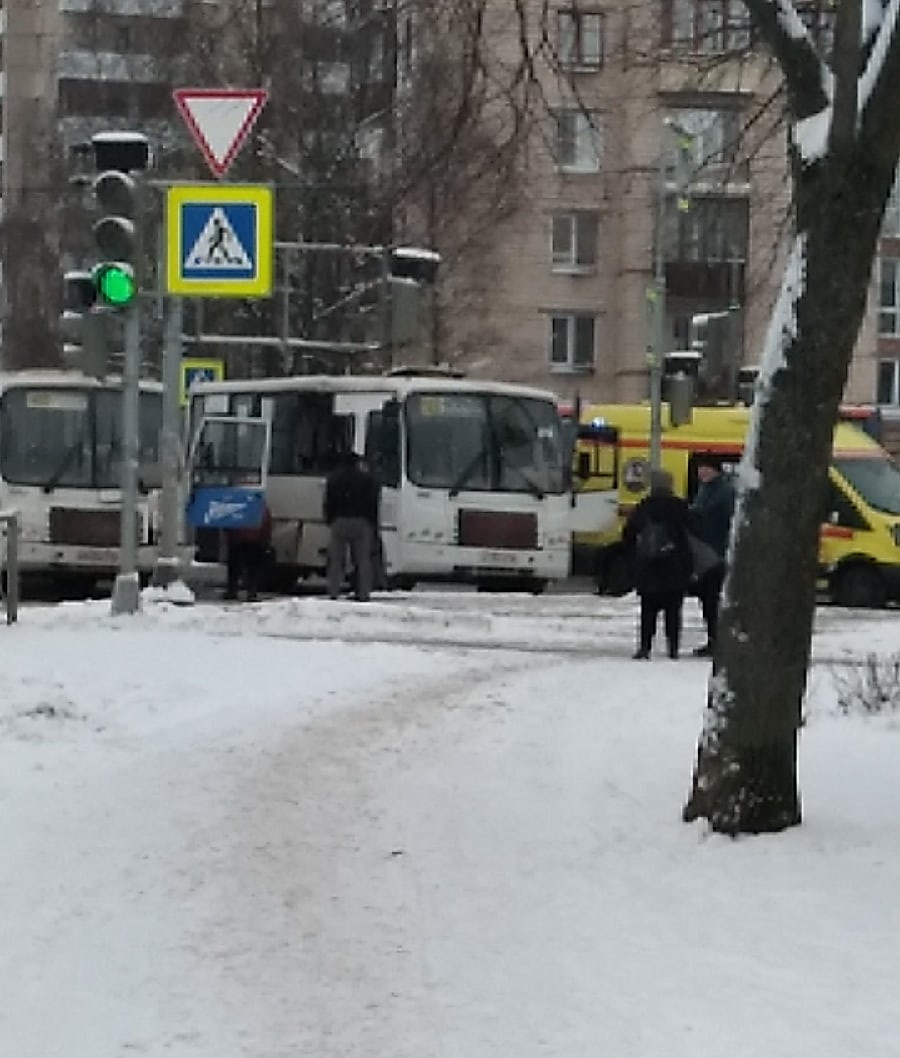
[152,295,185,589]
[649,118,694,471]
[114,300,142,614]
[380,244,393,370]
[649,142,666,473]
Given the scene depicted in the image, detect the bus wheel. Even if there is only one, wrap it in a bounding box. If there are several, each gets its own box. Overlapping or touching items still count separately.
[833,564,886,609]
[388,576,416,591]
[529,579,548,595]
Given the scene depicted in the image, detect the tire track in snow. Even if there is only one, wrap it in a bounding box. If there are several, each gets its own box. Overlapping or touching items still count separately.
[210,649,565,1058]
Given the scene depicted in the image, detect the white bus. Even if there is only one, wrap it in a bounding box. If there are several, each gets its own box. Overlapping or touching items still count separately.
[187,372,619,592]
[0,370,163,592]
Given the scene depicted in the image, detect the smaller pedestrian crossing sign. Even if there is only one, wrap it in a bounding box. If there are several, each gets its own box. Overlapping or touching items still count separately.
[180,357,225,407]
[166,183,273,297]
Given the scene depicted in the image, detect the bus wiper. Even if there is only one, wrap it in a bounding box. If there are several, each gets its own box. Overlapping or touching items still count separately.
[42,439,86,494]
[516,471,545,499]
[449,447,488,498]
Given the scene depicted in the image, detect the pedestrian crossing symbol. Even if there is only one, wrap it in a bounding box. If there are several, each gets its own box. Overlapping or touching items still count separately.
[184,207,253,272]
[166,183,273,297]
[179,357,225,406]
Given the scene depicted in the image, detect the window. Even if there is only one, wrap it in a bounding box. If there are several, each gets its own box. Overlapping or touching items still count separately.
[554,109,602,172]
[551,210,598,270]
[664,0,751,52]
[550,313,596,371]
[668,108,745,181]
[883,171,900,236]
[664,196,748,262]
[558,8,604,68]
[879,257,900,335]
[0,388,160,489]
[404,394,566,495]
[834,456,900,515]
[877,360,900,406]
[796,1,835,57]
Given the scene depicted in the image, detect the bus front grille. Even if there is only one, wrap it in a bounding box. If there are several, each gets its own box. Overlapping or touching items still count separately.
[457,510,538,550]
[49,508,121,547]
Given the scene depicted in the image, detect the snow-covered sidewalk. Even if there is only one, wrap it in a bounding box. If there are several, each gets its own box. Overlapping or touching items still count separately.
[1,595,898,1057]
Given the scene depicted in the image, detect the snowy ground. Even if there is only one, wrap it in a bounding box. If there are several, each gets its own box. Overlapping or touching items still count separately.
[2,591,898,1058]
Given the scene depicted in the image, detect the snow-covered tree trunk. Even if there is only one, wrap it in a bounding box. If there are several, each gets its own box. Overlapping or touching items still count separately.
[684,0,900,834]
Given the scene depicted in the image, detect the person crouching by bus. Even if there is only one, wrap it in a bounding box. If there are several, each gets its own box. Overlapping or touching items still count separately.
[324,451,380,602]
[689,454,736,657]
[623,469,694,660]
[224,500,272,603]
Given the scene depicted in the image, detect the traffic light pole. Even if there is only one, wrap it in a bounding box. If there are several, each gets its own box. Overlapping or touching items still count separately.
[111,302,142,615]
[151,296,184,588]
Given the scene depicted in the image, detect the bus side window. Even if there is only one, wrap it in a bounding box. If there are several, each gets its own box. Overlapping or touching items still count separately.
[822,479,869,531]
[365,401,401,487]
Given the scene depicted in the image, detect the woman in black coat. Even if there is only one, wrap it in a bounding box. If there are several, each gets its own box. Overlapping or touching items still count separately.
[622,469,694,659]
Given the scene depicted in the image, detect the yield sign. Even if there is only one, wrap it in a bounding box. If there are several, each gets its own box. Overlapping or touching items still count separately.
[173,88,268,177]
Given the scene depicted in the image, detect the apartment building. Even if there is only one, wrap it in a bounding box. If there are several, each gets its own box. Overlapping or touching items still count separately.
[1,0,895,404]
[0,0,377,370]
[0,0,188,366]
[398,0,884,413]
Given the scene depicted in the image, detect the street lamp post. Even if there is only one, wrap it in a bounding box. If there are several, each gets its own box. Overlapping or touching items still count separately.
[649,118,694,471]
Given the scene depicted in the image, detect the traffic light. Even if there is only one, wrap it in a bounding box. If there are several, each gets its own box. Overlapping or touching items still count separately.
[61,269,109,378]
[386,248,441,348]
[90,131,150,309]
[390,247,441,285]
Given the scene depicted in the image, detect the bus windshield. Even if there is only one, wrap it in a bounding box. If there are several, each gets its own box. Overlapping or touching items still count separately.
[0,387,162,490]
[405,392,566,495]
[833,455,900,515]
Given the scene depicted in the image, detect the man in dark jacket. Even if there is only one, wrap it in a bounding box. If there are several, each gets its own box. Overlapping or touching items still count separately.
[689,454,736,656]
[324,451,380,601]
[623,468,694,659]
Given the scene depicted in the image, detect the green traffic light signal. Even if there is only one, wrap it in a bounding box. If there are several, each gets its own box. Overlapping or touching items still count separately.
[95,263,136,307]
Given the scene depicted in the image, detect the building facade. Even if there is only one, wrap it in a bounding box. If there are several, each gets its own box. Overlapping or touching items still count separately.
[0,0,895,411]
[0,0,379,371]
[403,0,886,415]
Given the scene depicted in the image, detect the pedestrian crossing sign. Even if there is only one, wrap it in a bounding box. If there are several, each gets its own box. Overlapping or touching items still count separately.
[166,183,273,297]
[180,357,225,406]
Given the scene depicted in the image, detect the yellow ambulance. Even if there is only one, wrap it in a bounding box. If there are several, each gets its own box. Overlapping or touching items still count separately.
[574,402,900,607]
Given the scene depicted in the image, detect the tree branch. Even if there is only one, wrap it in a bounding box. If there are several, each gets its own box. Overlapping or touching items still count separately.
[829,0,863,152]
[742,0,832,119]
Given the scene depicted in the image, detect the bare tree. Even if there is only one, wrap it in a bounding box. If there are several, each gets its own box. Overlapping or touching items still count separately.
[170,0,537,372]
[681,0,900,833]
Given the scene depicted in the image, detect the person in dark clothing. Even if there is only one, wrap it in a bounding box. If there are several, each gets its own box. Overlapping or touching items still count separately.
[324,451,380,601]
[689,455,736,657]
[224,501,271,603]
[623,468,694,660]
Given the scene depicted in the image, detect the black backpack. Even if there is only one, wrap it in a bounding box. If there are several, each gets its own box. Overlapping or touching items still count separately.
[636,519,676,563]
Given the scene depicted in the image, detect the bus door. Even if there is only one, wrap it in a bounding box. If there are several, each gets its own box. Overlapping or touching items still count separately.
[364,400,402,571]
[570,421,620,534]
[185,414,271,532]
[364,399,401,507]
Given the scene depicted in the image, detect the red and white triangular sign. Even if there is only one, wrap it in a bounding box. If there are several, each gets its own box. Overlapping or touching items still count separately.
[173,88,268,178]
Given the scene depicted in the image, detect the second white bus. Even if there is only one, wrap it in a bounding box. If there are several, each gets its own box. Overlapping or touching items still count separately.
[188,372,618,592]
